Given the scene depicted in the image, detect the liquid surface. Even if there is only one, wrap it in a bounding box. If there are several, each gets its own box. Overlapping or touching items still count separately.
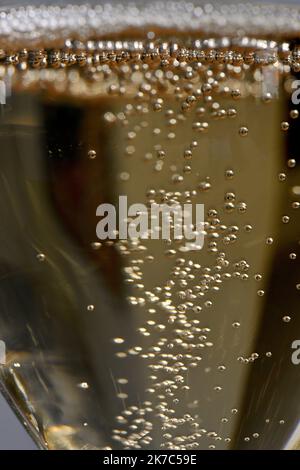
[0,3,300,451]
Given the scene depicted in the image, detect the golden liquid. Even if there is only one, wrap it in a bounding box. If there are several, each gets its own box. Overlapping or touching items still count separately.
[0,25,300,450]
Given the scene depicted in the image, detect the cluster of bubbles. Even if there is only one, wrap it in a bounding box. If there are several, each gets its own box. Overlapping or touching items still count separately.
[59,38,299,450]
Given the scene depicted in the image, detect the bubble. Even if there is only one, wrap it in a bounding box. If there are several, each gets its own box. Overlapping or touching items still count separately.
[227,108,237,118]
[125,145,135,155]
[282,316,291,323]
[225,169,234,179]
[120,172,130,181]
[266,237,274,245]
[198,181,211,191]
[127,131,136,140]
[144,152,153,161]
[77,382,89,389]
[88,149,97,159]
[281,121,289,131]
[287,158,296,168]
[87,305,95,311]
[278,173,286,181]
[36,253,46,262]
[266,352,272,357]
[282,215,290,223]
[183,164,192,174]
[232,322,240,329]
[224,202,235,212]
[257,290,265,297]
[91,241,102,250]
[262,92,272,103]
[172,174,184,183]
[153,102,162,112]
[232,89,241,99]
[290,109,299,119]
[224,192,236,202]
[113,338,125,344]
[115,352,127,359]
[239,126,248,137]
[289,253,297,260]
[104,112,116,123]
[292,202,300,209]
[157,150,165,160]
[237,202,247,213]
[184,149,192,160]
